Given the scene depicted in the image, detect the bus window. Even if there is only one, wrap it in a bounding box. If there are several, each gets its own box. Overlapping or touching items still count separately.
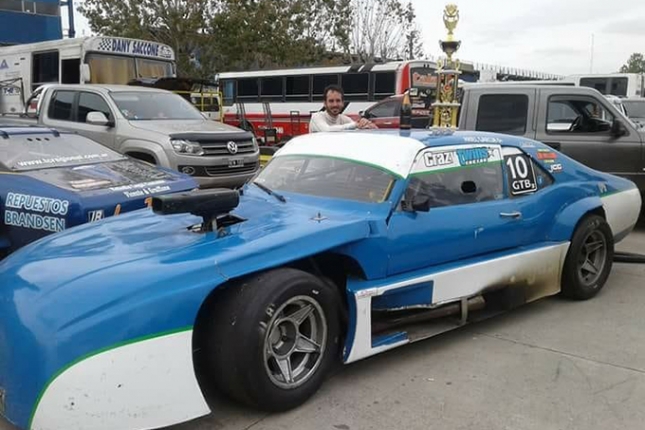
[286,75,309,101]
[342,73,369,101]
[221,80,236,104]
[61,59,80,84]
[238,78,259,101]
[313,74,339,100]
[373,72,395,100]
[580,77,608,95]
[410,67,436,89]
[135,58,174,79]
[85,54,136,84]
[610,77,628,97]
[32,51,59,91]
[260,76,284,101]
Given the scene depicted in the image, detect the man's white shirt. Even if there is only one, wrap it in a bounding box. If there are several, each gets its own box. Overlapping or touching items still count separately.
[309,111,357,132]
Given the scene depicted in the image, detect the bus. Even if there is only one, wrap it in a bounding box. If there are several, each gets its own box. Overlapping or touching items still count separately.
[563,73,645,98]
[217,60,480,141]
[0,36,176,114]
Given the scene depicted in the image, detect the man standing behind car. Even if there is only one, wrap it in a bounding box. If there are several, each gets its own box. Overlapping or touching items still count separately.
[309,85,377,132]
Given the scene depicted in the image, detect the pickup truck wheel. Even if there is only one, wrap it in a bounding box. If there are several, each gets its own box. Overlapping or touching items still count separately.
[561,215,614,300]
[198,268,341,411]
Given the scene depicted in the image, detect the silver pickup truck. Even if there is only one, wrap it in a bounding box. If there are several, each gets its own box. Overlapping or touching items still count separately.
[5,84,260,188]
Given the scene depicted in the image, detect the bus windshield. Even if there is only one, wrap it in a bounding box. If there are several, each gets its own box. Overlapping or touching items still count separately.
[85,53,173,85]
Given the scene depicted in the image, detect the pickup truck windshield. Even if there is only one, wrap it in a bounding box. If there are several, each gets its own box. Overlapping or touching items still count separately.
[255,155,396,203]
[110,91,204,121]
[1,133,125,172]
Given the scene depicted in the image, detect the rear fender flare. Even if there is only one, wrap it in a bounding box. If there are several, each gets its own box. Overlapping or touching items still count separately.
[548,196,605,241]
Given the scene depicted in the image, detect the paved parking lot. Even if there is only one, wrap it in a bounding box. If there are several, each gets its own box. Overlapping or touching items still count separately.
[3,222,645,430]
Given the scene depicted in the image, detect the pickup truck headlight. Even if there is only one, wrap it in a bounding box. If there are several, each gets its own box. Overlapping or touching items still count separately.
[170,139,204,156]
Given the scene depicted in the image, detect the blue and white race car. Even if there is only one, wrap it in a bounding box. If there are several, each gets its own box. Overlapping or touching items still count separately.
[0,130,641,430]
[0,125,197,257]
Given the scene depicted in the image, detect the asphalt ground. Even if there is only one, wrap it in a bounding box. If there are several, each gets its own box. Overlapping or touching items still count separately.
[3,219,645,430]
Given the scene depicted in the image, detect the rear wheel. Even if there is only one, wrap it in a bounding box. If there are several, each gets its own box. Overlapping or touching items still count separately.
[561,215,614,300]
[197,268,341,411]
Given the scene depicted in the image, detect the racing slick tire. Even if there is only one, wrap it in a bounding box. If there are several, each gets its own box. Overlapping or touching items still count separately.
[198,268,342,411]
[561,214,614,300]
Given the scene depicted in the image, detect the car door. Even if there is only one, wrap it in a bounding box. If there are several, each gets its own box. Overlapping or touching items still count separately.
[500,146,561,246]
[73,91,117,150]
[461,88,537,139]
[364,98,400,129]
[385,143,526,277]
[535,90,642,181]
[45,90,117,150]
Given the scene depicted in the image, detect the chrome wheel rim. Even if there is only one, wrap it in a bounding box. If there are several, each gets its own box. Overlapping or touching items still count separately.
[576,230,607,287]
[263,295,327,389]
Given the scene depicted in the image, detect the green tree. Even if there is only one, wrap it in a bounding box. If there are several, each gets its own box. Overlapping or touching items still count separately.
[619,53,645,73]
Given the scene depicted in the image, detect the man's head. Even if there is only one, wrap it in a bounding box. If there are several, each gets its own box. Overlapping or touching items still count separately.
[323,84,345,117]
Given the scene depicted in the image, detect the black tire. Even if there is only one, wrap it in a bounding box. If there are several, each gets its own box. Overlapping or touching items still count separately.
[198,268,341,411]
[561,214,614,300]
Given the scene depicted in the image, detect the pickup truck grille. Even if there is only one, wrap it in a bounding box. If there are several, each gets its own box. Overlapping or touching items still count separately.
[199,140,256,156]
[205,162,259,176]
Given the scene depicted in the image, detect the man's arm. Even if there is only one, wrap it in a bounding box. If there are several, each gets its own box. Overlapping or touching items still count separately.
[309,113,357,132]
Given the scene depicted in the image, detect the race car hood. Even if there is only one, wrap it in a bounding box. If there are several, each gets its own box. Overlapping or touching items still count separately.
[0,186,383,291]
[22,159,193,195]
[128,118,245,135]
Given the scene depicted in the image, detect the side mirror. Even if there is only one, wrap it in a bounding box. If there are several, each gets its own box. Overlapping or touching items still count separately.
[610,119,627,137]
[80,64,91,83]
[359,110,365,117]
[409,88,419,98]
[87,111,113,127]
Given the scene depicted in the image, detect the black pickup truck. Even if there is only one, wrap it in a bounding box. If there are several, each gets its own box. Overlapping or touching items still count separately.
[458,84,645,192]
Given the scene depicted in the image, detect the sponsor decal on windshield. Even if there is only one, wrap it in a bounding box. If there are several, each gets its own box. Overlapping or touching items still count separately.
[414,144,503,175]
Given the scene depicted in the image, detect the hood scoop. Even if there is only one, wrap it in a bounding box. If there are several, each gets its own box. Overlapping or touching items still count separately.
[152,188,243,233]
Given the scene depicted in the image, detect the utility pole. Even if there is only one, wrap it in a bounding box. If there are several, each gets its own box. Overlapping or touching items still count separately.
[60,0,76,38]
[590,33,594,73]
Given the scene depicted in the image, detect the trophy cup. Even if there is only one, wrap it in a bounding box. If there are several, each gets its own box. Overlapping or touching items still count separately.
[432,4,462,128]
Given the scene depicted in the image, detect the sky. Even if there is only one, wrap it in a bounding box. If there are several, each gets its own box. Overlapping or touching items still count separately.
[63,0,645,76]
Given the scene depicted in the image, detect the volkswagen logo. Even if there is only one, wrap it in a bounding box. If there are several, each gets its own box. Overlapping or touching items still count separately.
[226,141,238,154]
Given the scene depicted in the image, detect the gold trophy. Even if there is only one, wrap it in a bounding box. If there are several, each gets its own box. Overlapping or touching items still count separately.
[432,4,462,128]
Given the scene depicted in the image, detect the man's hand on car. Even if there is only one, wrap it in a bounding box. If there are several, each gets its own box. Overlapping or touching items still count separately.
[357,118,378,129]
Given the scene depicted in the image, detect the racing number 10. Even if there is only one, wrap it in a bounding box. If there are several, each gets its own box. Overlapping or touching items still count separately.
[505,154,537,196]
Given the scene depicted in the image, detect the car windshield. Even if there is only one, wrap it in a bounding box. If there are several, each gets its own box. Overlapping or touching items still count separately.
[110,91,204,120]
[255,155,396,203]
[623,100,645,118]
[0,132,125,172]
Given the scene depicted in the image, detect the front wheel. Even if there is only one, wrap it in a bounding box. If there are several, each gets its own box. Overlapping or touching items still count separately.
[197,268,341,411]
[561,215,614,300]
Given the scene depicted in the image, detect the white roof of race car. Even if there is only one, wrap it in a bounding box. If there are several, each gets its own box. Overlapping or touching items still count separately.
[274,132,425,178]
